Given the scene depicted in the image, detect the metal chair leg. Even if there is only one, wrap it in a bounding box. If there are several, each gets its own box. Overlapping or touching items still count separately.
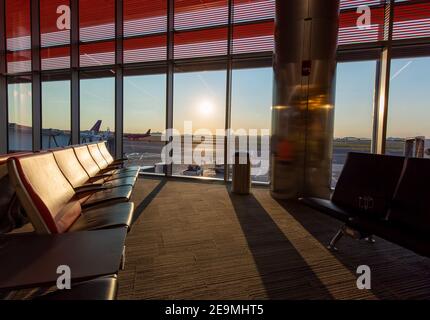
[327,227,344,251]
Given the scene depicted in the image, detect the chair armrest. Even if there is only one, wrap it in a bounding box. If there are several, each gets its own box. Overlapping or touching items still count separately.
[74,184,107,193]
[89,174,111,181]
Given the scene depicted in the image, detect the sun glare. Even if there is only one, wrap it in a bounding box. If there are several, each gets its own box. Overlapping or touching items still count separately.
[197,99,215,116]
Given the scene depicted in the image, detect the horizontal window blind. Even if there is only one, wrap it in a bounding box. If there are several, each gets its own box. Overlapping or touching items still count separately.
[233,0,275,23]
[232,1,274,55]
[174,27,228,59]
[340,0,385,10]
[339,5,386,45]
[40,0,71,47]
[233,21,274,54]
[124,35,167,63]
[6,51,32,74]
[6,0,31,73]
[80,41,115,67]
[41,46,71,70]
[6,0,31,51]
[79,0,115,42]
[124,0,167,37]
[175,0,228,30]
[393,0,430,40]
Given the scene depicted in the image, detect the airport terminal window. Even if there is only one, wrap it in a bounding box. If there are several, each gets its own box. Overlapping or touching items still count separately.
[124,73,166,173]
[7,77,32,152]
[230,67,273,183]
[386,57,430,159]
[172,68,226,179]
[79,74,115,154]
[42,79,71,149]
[332,60,377,187]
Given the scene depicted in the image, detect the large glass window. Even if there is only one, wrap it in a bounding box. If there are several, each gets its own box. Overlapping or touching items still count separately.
[8,76,32,152]
[124,72,166,173]
[230,66,273,183]
[42,78,71,149]
[386,57,430,159]
[333,61,377,186]
[80,72,115,153]
[173,68,226,179]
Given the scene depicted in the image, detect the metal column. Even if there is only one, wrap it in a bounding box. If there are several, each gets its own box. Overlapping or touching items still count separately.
[115,0,124,159]
[0,0,7,154]
[165,0,174,176]
[71,0,80,145]
[373,0,394,155]
[271,0,340,199]
[31,0,41,151]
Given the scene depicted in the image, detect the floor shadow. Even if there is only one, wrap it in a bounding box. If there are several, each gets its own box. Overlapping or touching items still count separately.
[131,178,168,224]
[228,188,333,299]
[278,200,430,299]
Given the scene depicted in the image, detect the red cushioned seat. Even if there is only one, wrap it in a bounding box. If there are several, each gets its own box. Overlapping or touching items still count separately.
[0,153,31,233]
[7,153,134,234]
[73,145,138,181]
[87,143,139,176]
[53,148,136,190]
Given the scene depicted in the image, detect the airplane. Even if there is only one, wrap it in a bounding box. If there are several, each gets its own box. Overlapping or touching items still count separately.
[80,120,109,143]
[9,120,151,147]
[123,129,152,141]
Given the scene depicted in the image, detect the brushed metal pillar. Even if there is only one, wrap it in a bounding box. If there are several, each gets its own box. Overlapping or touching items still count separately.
[271,0,339,200]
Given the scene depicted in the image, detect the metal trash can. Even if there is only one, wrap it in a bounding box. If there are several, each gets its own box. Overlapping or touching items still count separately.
[232,152,251,195]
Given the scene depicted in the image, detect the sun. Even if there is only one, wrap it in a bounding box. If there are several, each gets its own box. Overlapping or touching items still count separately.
[197,99,215,116]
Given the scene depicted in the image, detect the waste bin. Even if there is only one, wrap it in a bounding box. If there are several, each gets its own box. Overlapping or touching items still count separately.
[232,152,251,195]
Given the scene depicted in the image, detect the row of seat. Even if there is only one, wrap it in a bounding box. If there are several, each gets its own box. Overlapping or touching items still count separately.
[301,152,430,257]
[5,142,139,235]
[1,142,140,300]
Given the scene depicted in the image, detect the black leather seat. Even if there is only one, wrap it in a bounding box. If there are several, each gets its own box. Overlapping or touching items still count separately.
[387,157,430,232]
[300,197,353,223]
[301,152,405,220]
[348,216,430,257]
[331,152,405,219]
[302,153,430,257]
[35,276,118,300]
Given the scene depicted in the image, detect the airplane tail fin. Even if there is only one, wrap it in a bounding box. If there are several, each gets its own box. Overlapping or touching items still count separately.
[146,129,151,135]
[90,120,102,133]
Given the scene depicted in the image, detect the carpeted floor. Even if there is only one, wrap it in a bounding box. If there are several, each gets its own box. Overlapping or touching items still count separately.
[118,176,430,300]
